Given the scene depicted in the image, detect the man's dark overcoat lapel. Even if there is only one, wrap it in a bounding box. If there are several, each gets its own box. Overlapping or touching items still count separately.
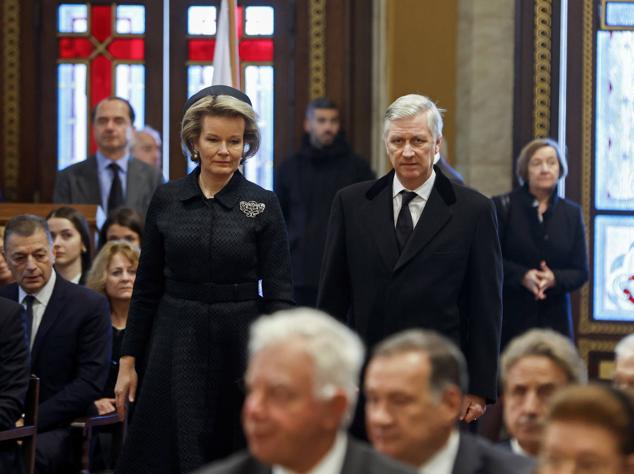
[361,166,457,273]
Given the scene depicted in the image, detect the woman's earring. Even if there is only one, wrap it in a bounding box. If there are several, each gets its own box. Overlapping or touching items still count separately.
[193,149,200,161]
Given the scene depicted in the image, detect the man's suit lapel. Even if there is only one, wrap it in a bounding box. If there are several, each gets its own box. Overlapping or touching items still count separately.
[362,171,399,272]
[31,277,66,363]
[394,168,456,272]
[75,156,102,204]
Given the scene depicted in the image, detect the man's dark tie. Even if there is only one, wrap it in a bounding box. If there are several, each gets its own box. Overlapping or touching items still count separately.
[23,295,35,349]
[396,191,418,252]
[107,162,124,213]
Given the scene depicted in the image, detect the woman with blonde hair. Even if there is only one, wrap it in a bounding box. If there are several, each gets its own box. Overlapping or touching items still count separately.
[114,85,293,473]
[86,240,139,414]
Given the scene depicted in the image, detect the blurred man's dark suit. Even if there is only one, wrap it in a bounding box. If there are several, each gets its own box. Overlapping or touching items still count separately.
[192,438,416,474]
[0,296,29,474]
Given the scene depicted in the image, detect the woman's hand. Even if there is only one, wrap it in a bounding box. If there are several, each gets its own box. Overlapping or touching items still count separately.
[94,398,117,415]
[114,356,138,418]
[536,260,556,299]
[521,269,543,299]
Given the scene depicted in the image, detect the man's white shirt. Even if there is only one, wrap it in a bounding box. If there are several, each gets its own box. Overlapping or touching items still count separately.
[392,169,437,228]
[419,429,460,474]
[273,432,348,474]
[510,438,532,457]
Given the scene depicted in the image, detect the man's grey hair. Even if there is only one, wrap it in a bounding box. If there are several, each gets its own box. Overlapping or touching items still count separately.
[501,329,587,386]
[131,126,162,147]
[372,329,469,400]
[615,333,634,360]
[383,94,445,140]
[249,307,365,425]
[3,214,52,250]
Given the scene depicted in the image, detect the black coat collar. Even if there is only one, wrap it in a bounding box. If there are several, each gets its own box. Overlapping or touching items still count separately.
[365,165,457,206]
[176,167,246,209]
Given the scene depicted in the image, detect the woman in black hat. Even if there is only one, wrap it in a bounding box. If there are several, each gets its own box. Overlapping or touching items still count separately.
[114,86,294,473]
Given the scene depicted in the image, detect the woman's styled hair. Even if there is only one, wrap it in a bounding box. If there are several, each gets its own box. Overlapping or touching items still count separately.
[46,206,93,283]
[98,207,144,250]
[545,384,634,456]
[515,138,568,185]
[181,95,260,163]
[86,240,140,299]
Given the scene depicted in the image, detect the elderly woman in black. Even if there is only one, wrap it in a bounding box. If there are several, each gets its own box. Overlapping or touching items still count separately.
[494,138,588,349]
[114,86,294,473]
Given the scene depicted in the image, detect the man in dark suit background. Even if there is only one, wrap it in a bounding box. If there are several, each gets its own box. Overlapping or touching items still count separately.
[0,215,111,473]
[53,97,163,217]
[194,308,415,474]
[318,94,502,422]
[0,296,29,473]
[275,97,375,307]
[365,330,534,474]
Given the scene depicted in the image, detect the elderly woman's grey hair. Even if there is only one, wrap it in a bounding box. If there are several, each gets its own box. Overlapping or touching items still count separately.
[383,94,445,140]
[249,307,365,426]
[501,329,587,386]
[372,329,468,401]
[615,333,634,360]
[515,137,568,185]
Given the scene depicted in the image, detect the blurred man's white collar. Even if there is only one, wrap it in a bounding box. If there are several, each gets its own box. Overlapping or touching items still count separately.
[273,432,347,474]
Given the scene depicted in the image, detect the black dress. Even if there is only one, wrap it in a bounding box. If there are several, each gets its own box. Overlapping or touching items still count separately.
[493,185,588,348]
[103,327,125,398]
[116,169,294,474]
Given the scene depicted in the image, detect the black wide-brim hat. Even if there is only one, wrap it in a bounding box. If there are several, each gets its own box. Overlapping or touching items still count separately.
[183,85,252,114]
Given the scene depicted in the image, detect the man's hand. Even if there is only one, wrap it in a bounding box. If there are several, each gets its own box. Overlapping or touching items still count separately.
[460,394,486,423]
[94,398,117,415]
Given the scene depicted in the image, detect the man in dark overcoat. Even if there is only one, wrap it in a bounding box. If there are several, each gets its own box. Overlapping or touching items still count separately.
[317,94,502,423]
[275,97,374,307]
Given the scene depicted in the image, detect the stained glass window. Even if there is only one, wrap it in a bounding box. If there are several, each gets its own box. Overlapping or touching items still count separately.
[58,4,88,33]
[57,64,88,170]
[185,4,275,188]
[593,216,634,321]
[188,6,217,35]
[115,64,145,128]
[606,2,634,27]
[188,65,215,99]
[116,5,146,34]
[595,31,634,210]
[244,65,274,189]
[592,4,634,321]
[245,6,274,36]
[57,3,146,169]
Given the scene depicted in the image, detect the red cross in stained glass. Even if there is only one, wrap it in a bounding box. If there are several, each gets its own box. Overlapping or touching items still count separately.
[58,5,144,152]
[188,8,273,65]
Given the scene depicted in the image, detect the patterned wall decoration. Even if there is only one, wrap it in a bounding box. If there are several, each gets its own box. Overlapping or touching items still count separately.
[578,0,634,336]
[2,0,20,200]
[533,0,552,138]
[308,0,326,99]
